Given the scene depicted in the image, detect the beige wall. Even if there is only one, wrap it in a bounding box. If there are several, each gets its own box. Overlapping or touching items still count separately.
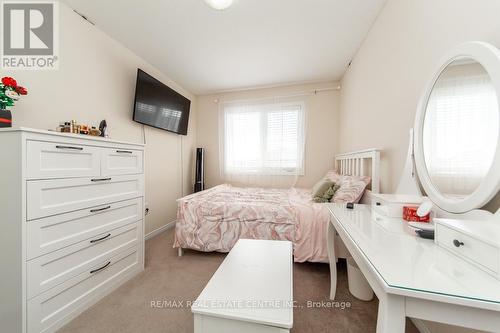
[339,0,500,213]
[3,3,197,235]
[339,0,499,332]
[197,82,340,189]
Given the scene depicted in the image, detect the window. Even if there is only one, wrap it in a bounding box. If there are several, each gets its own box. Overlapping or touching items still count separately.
[222,100,305,176]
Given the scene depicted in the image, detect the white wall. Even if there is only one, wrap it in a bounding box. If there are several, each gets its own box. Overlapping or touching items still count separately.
[339,0,500,213]
[3,3,196,234]
[339,0,500,332]
[196,82,340,189]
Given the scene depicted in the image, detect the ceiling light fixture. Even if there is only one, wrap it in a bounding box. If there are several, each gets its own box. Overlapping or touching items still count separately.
[204,0,234,10]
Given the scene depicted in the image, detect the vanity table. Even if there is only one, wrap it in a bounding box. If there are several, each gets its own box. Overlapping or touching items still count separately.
[326,203,500,333]
[327,41,500,333]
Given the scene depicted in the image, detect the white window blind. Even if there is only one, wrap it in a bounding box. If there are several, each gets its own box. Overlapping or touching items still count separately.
[222,100,305,176]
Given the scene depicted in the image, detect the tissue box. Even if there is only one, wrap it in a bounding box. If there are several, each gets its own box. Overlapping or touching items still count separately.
[403,206,430,222]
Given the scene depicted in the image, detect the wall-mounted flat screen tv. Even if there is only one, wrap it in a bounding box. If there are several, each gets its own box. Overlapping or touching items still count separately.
[133,69,191,135]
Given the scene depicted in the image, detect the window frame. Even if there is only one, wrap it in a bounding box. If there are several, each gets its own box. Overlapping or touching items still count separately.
[221,100,306,176]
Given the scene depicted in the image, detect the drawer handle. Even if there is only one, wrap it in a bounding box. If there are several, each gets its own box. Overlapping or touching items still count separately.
[453,239,465,247]
[90,233,111,243]
[116,150,133,154]
[90,205,111,213]
[90,261,111,274]
[91,177,112,182]
[55,145,83,151]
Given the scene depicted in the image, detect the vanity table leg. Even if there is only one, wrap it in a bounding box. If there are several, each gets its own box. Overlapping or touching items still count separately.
[327,221,337,300]
[376,294,405,333]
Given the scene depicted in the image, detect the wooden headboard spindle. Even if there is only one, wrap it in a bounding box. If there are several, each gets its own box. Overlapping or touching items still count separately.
[335,149,381,193]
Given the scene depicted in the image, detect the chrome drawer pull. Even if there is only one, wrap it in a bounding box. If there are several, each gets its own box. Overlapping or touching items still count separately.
[90,233,111,243]
[91,177,112,182]
[453,239,465,247]
[90,205,111,213]
[116,150,133,154]
[90,261,111,274]
[55,145,83,151]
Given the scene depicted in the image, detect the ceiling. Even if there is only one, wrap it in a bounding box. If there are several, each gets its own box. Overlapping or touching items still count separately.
[61,0,386,94]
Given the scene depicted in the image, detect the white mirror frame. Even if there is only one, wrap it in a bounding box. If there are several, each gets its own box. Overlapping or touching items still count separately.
[414,41,500,214]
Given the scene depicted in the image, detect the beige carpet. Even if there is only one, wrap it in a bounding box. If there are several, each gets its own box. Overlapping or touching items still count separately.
[59,229,418,333]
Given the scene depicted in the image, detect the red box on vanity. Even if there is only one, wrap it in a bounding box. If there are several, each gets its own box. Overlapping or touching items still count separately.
[402,206,430,222]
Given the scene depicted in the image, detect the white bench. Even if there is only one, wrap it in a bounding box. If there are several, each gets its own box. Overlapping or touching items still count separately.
[191,239,293,333]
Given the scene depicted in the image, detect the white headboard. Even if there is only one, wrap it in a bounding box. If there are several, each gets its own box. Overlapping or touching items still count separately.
[335,148,381,193]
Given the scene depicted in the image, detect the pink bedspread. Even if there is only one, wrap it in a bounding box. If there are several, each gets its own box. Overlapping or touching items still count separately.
[173,184,330,263]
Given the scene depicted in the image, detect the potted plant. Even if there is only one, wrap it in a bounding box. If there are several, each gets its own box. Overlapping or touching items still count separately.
[0,77,28,128]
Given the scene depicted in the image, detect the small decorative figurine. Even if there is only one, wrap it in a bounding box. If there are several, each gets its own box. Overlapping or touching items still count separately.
[99,119,107,137]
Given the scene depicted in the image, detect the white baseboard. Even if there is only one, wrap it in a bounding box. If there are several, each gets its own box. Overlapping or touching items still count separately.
[411,318,432,333]
[145,220,176,240]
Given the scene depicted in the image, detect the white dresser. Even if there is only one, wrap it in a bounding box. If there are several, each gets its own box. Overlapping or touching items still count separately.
[0,128,145,333]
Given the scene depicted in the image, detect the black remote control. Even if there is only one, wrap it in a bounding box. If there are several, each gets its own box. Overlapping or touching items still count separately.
[415,229,435,240]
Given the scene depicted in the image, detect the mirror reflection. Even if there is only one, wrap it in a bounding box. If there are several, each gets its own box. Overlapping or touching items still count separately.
[423,57,499,200]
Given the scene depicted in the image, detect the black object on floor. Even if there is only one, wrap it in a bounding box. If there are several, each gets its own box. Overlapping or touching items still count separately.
[194,147,205,193]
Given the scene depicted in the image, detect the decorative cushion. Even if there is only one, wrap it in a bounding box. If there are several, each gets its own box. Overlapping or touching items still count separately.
[325,170,371,203]
[311,179,334,198]
[313,183,340,203]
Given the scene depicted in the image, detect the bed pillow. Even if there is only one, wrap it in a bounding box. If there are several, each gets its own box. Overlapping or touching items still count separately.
[325,170,343,183]
[331,174,371,203]
[311,179,334,198]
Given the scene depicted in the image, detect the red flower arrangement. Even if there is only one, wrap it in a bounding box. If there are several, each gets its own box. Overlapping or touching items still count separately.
[2,77,17,87]
[1,76,28,109]
[16,86,28,95]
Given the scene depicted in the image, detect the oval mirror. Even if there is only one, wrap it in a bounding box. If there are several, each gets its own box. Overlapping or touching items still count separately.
[415,42,500,213]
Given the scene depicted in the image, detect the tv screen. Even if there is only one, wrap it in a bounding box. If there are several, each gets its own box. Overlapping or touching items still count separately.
[133,69,191,135]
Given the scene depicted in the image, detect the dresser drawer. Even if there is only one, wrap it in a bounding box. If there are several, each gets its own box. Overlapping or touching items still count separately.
[27,222,140,298]
[27,245,141,333]
[26,140,101,179]
[27,198,142,259]
[27,175,144,220]
[435,223,500,275]
[101,148,143,176]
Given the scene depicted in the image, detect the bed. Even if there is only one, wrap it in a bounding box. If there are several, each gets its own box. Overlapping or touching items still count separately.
[174,149,380,263]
